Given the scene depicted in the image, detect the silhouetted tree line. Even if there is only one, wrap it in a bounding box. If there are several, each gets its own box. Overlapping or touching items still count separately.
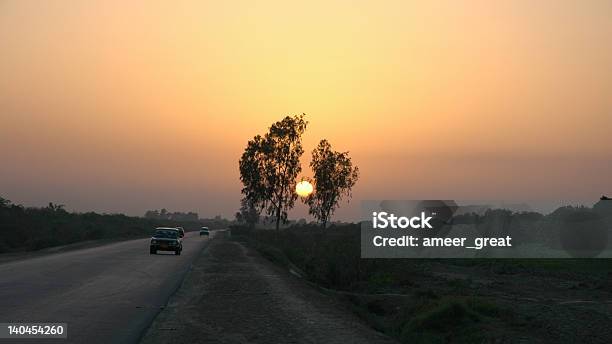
[144,208,199,221]
[144,209,232,229]
[452,201,612,252]
[0,197,217,253]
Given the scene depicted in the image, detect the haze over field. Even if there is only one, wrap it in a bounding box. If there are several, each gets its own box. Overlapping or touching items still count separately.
[1,0,611,220]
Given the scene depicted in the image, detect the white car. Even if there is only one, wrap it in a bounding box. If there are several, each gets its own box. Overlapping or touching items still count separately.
[199,227,210,236]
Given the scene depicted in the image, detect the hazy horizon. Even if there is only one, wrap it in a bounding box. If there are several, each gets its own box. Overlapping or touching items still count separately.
[1,1,611,221]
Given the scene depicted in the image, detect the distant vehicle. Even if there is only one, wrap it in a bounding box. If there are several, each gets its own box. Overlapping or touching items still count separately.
[176,227,185,238]
[200,227,210,236]
[150,228,183,255]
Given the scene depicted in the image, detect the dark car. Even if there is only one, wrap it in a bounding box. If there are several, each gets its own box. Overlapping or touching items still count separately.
[150,228,183,255]
[176,227,185,238]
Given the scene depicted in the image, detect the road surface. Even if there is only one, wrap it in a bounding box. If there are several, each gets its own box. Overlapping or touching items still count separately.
[0,231,211,343]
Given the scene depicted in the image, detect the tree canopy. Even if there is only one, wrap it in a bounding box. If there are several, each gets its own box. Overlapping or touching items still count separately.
[239,114,308,230]
[306,139,359,228]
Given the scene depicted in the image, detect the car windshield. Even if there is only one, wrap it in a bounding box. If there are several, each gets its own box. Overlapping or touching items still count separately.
[154,230,178,239]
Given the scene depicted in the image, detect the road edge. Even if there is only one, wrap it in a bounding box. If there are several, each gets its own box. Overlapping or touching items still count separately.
[135,231,219,343]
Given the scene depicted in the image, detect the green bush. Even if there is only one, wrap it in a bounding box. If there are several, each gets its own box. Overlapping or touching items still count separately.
[400,297,507,344]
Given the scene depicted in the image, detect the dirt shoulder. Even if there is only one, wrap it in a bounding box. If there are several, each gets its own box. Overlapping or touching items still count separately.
[140,233,396,344]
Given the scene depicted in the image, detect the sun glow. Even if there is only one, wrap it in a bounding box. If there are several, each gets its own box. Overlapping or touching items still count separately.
[296,180,314,197]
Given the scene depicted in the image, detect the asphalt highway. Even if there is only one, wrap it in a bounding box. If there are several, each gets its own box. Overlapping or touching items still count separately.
[0,231,211,343]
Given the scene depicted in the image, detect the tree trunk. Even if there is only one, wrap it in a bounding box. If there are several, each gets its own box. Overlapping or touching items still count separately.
[275,205,281,231]
[322,208,331,229]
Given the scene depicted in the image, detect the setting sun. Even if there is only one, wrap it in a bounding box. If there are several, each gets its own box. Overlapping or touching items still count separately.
[296,181,314,197]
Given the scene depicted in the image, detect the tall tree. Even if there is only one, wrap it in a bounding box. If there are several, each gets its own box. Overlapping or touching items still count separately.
[239,114,308,230]
[239,135,267,215]
[306,139,359,228]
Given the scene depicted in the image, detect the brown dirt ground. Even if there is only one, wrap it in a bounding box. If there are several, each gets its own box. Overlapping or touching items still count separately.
[140,234,396,344]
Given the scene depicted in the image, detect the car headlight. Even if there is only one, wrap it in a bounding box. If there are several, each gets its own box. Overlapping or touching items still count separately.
[151,240,157,244]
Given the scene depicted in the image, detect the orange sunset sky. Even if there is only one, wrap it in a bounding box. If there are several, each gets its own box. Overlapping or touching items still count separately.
[1,1,611,220]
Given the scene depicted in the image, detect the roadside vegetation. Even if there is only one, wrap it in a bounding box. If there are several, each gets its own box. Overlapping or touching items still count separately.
[0,196,227,253]
[231,214,612,343]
